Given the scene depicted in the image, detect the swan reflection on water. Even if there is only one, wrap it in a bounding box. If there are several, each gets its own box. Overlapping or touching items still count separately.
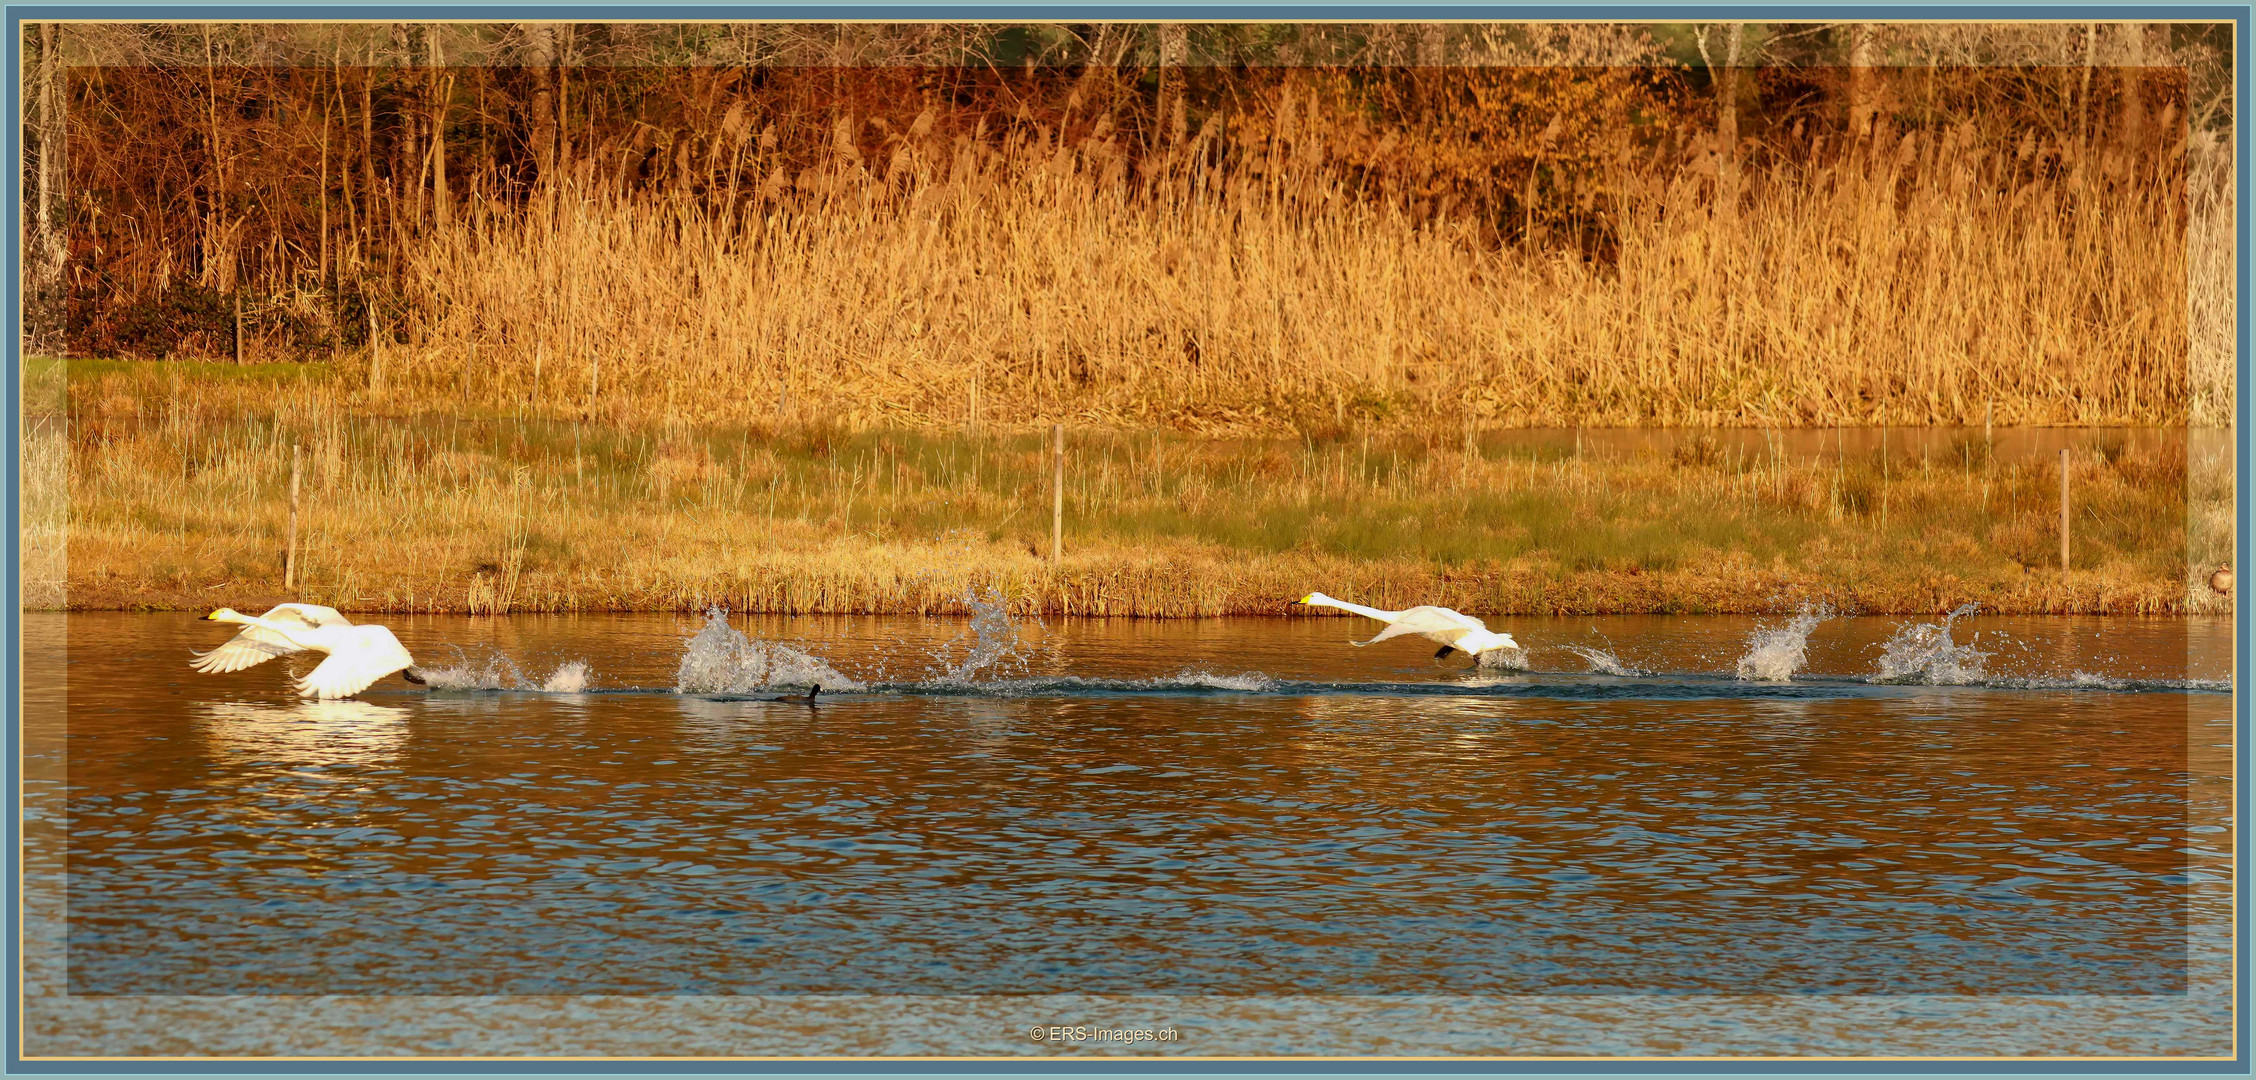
[195,699,410,765]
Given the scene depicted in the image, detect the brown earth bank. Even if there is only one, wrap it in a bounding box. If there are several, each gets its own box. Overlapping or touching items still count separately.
[49,557,2204,619]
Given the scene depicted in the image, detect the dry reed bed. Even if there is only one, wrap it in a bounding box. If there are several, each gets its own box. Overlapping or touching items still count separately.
[46,366,2200,616]
[367,121,2196,434]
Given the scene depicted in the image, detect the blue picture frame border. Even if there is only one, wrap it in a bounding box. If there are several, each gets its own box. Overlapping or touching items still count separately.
[3,3,2247,1073]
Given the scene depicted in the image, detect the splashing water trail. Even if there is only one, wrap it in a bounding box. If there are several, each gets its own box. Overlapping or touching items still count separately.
[972,670,1279,697]
[416,651,594,692]
[1563,644,1645,676]
[539,661,591,693]
[1875,603,1989,684]
[1735,607,1830,682]
[416,651,529,691]
[1477,646,1533,671]
[675,607,865,693]
[929,591,1037,685]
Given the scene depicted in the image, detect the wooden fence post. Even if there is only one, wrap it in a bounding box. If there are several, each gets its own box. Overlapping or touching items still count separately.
[1051,423,1065,563]
[234,294,245,365]
[285,443,302,590]
[2058,448,2071,573]
[366,297,384,395]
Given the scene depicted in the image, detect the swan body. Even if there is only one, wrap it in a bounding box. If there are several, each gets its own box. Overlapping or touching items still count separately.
[1297,592,1520,662]
[194,604,420,699]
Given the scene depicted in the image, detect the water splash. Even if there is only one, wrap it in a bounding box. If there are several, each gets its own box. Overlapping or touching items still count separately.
[417,652,529,691]
[1563,644,1645,677]
[945,670,1278,697]
[1478,646,1532,671]
[415,652,594,692]
[539,661,591,693]
[1735,607,1830,682]
[675,607,864,693]
[1874,603,1989,684]
[928,591,1037,685]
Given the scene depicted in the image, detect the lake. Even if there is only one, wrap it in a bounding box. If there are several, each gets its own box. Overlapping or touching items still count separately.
[20,607,2234,1057]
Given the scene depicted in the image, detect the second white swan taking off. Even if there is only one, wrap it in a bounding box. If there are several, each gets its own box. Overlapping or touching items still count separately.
[193,603,423,699]
[1296,592,1520,664]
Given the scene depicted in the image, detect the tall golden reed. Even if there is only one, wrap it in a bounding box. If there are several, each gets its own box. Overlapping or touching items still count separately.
[380,118,2192,433]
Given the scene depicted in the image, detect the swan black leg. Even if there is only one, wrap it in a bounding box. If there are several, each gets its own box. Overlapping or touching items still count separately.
[1434,646,1456,659]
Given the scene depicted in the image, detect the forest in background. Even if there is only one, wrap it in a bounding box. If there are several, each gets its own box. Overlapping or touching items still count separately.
[24,21,2234,429]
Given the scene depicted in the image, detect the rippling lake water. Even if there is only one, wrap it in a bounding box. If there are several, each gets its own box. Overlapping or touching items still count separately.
[22,609,2235,1057]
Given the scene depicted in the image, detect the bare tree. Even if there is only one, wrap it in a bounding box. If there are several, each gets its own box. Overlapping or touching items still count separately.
[1158,23,1187,144]
[26,23,68,354]
[1846,23,1876,139]
[1417,23,1446,67]
[521,22,558,185]
[2115,22,2146,149]
[1695,23,1747,214]
[428,25,451,233]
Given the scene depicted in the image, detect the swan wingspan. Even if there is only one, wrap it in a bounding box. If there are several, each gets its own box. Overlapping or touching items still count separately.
[1349,607,1478,648]
[294,625,416,699]
[1305,594,1507,654]
[190,625,306,673]
[263,603,352,630]
[195,605,415,698]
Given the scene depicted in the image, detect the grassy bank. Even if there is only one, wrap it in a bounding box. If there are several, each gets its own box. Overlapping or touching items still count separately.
[32,361,2213,617]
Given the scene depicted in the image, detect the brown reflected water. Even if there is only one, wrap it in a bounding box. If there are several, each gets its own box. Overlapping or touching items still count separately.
[50,611,2226,999]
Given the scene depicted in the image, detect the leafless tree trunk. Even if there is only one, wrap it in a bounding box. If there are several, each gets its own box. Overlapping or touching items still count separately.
[318,88,332,286]
[1158,23,1187,146]
[522,22,558,185]
[26,23,69,354]
[361,44,377,261]
[554,25,574,177]
[1846,23,1876,140]
[1417,23,1446,67]
[200,25,232,292]
[2116,22,2146,150]
[1711,24,1744,214]
[1072,23,1126,99]
[2079,23,2096,149]
[428,25,451,233]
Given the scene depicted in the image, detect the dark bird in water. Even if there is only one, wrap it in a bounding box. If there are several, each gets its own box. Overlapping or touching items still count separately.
[779,683,820,704]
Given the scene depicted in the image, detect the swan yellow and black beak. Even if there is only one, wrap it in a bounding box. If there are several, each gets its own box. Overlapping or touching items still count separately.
[201,608,229,621]
[1296,593,1316,605]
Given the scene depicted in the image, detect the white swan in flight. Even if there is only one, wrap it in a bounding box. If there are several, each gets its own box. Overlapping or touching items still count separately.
[1297,592,1520,663]
[192,603,423,699]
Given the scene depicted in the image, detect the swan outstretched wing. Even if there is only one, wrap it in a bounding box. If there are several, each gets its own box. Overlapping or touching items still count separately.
[190,625,306,674]
[1348,606,1484,648]
[262,603,352,630]
[295,626,416,699]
